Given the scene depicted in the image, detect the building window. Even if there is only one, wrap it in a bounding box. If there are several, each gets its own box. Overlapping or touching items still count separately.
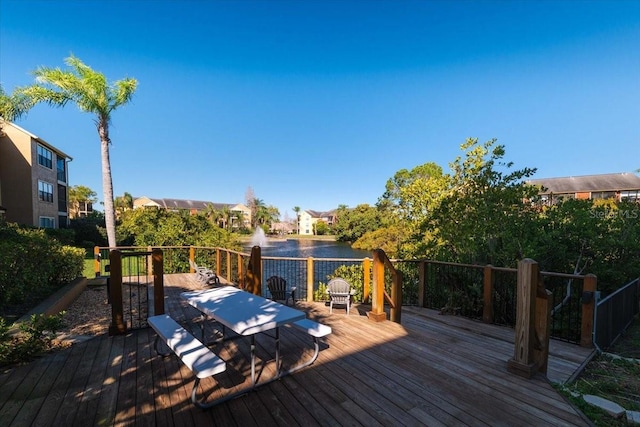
[621,190,640,202]
[38,181,54,203]
[39,216,55,228]
[57,157,66,182]
[58,215,68,228]
[57,184,67,212]
[37,145,53,169]
[591,191,616,200]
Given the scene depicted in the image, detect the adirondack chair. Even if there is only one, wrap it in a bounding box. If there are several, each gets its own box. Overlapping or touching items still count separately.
[327,278,354,314]
[189,259,219,285]
[266,276,296,306]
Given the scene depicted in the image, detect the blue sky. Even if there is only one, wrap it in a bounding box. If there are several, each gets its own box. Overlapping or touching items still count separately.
[1,0,638,220]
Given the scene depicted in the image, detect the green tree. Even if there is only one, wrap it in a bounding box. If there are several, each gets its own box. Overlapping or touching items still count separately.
[352,224,404,257]
[250,198,266,228]
[314,220,329,235]
[529,198,640,293]
[293,206,301,234]
[118,208,238,249]
[372,162,450,257]
[265,205,280,230]
[203,204,224,228]
[219,205,232,230]
[114,192,133,218]
[333,204,383,243]
[379,162,448,224]
[423,138,538,265]
[20,55,138,248]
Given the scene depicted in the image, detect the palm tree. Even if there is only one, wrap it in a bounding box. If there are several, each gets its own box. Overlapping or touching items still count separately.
[114,192,134,218]
[20,55,137,247]
[0,84,35,134]
[293,206,301,235]
[251,198,266,228]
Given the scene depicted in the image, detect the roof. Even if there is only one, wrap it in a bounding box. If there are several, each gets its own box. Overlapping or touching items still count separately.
[527,173,640,194]
[305,209,337,218]
[139,197,239,211]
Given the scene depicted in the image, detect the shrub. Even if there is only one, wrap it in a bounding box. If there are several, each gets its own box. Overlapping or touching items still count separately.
[325,264,365,303]
[0,222,84,312]
[0,312,66,366]
[50,246,85,285]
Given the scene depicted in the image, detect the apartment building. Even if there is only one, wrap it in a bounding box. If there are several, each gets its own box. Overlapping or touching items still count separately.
[528,172,640,205]
[0,122,71,228]
[133,196,251,228]
[298,209,337,235]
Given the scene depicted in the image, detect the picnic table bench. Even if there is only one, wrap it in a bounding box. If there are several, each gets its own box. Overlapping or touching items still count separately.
[148,314,228,408]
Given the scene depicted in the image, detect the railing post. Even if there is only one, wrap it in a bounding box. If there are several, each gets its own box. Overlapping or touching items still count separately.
[245,246,262,295]
[368,249,387,322]
[226,250,231,283]
[581,274,597,348]
[507,258,538,378]
[94,246,101,277]
[418,261,426,308]
[483,265,494,323]
[307,257,314,302]
[390,271,403,323]
[147,246,153,277]
[534,283,552,375]
[108,249,127,335]
[216,249,222,277]
[189,246,195,273]
[152,248,165,316]
[363,257,371,304]
[237,252,243,286]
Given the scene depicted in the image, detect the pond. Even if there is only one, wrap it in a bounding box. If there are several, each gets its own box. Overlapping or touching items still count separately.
[243,239,370,300]
[248,238,370,259]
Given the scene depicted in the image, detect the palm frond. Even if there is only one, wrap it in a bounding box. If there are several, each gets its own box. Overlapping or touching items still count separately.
[112,78,138,109]
[18,85,70,107]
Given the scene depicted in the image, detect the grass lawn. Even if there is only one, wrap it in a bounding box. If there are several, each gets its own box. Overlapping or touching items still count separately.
[83,258,96,278]
[559,318,640,425]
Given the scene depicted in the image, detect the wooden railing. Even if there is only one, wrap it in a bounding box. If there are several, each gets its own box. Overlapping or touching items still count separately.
[107,248,164,335]
[95,245,596,346]
[416,259,597,346]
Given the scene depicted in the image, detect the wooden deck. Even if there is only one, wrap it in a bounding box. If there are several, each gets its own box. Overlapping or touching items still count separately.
[0,273,594,426]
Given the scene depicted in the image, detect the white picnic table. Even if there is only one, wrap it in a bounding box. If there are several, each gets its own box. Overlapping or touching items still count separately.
[180,286,307,385]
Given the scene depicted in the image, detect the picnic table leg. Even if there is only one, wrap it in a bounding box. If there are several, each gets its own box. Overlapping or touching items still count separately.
[154,336,171,357]
[251,335,256,386]
[199,314,206,342]
[275,326,281,377]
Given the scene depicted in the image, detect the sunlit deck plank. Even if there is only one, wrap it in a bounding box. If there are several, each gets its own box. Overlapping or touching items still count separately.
[0,273,592,426]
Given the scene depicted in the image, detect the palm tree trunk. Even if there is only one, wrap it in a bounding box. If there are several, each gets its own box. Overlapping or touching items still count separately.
[99,120,117,247]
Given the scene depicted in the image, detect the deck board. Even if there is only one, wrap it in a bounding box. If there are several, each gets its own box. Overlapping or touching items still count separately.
[0,273,594,426]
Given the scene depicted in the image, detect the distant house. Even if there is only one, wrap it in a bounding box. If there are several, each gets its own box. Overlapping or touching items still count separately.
[270,221,295,235]
[298,209,337,235]
[527,173,640,204]
[69,200,94,219]
[0,121,72,228]
[133,196,251,228]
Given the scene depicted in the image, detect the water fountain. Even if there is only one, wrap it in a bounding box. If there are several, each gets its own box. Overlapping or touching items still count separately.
[250,227,268,247]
